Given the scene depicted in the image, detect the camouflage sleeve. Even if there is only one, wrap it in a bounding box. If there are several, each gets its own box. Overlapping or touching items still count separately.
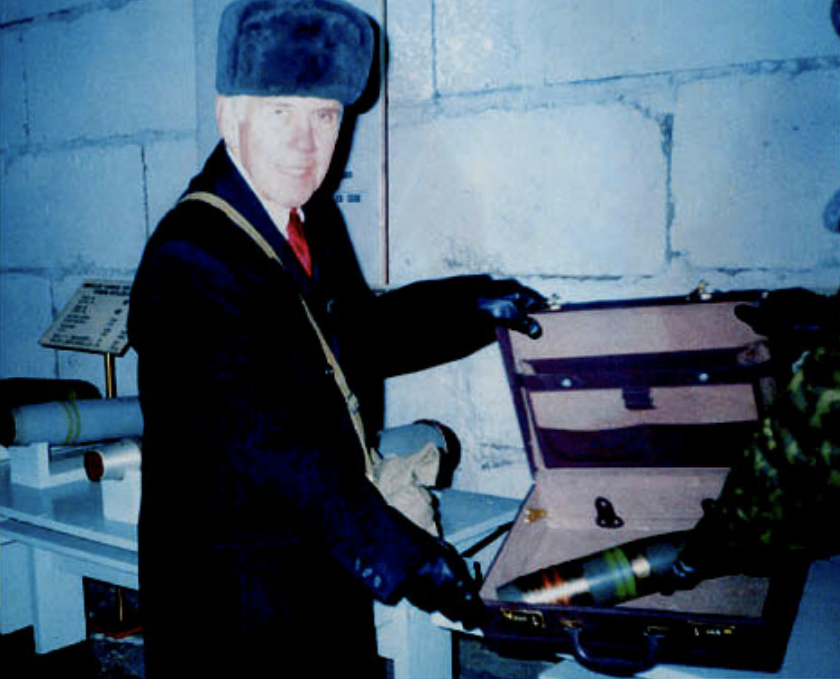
[710,333,840,561]
[675,287,840,580]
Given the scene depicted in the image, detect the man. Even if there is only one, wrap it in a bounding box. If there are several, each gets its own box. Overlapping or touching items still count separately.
[128,1,544,676]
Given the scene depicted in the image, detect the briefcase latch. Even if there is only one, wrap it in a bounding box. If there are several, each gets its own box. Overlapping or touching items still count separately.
[500,608,546,630]
[524,507,549,524]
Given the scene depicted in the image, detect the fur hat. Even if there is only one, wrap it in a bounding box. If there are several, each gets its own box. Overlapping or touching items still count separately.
[833,0,839,38]
[216,0,374,105]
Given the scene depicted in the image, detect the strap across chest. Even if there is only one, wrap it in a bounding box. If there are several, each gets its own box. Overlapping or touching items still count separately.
[180,191,378,477]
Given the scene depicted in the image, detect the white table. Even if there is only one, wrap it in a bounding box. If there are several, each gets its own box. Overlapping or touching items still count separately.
[0,460,519,678]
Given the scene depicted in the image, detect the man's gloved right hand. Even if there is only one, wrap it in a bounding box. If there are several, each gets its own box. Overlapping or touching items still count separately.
[400,539,488,630]
[473,277,547,339]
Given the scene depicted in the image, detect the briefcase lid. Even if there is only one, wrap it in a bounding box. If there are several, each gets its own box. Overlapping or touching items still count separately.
[496,291,773,476]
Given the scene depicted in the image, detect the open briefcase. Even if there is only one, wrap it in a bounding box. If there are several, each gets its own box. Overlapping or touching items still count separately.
[480,291,809,675]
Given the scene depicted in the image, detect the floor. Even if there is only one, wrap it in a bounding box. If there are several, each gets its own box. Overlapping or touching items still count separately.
[1,628,144,679]
[1,581,553,679]
[0,628,555,679]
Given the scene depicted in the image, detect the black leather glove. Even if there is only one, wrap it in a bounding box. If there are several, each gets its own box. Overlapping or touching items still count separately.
[659,500,748,595]
[474,278,547,339]
[659,555,706,595]
[400,539,488,630]
[735,288,836,372]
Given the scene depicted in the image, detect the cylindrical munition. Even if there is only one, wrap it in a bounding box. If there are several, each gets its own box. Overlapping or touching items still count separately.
[0,379,103,446]
[496,531,689,607]
[84,438,142,482]
[0,378,102,408]
[3,397,143,446]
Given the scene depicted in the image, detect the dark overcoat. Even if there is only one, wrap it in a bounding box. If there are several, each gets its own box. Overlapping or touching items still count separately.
[128,143,496,677]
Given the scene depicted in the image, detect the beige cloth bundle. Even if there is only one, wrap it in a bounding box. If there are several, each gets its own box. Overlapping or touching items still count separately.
[371,441,443,536]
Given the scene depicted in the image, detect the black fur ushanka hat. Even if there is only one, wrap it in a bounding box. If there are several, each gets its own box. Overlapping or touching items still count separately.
[216,0,374,105]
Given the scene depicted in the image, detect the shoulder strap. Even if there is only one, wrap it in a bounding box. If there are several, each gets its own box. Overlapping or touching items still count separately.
[180,191,378,477]
[183,191,280,261]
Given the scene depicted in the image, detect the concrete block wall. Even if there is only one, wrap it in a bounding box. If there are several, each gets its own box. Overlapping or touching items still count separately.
[1,0,839,497]
[384,0,840,497]
[0,0,198,396]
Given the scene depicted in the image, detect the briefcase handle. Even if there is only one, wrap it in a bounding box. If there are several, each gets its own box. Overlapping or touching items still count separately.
[567,625,663,676]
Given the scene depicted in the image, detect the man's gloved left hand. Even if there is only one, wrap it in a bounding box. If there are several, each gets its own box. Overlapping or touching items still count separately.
[473,277,547,339]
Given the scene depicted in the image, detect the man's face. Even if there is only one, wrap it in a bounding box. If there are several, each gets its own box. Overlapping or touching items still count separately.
[218,95,343,209]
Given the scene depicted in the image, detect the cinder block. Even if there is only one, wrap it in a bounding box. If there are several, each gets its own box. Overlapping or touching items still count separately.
[24,0,195,144]
[435,0,840,95]
[56,349,137,397]
[458,344,524,448]
[385,360,490,485]
[460,347,535,494]
[194,0,238,160]
[1,0,89,24]
[1,145,146,270]
[385,361,463,433]
[117,349,139,397]
[387,0,435,103]
[0,274,56,379]
[384,346,533,499]
[338,101,386,285]
[389,103,667,281]
[0,32,27,149]
[672,69,840,269]
[462,460,533,499]
[144,137,199,233]
[435,0,524,94]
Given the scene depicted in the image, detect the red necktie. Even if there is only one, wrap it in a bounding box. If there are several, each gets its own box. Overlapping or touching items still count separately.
[287,208,312,276]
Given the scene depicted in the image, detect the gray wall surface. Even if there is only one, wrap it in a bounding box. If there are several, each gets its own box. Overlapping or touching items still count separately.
[2,0,839,496]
